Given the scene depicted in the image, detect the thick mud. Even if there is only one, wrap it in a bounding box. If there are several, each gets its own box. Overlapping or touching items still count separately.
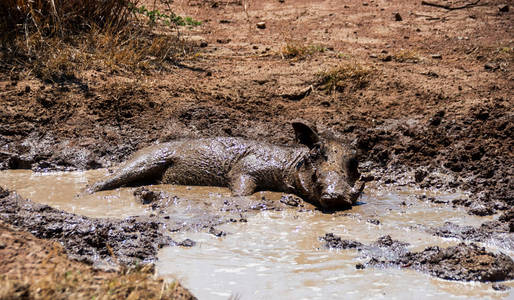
[322,233,514,282]
[0,187,174,268]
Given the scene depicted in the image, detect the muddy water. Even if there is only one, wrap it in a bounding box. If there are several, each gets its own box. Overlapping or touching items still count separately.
[1,170,513,299]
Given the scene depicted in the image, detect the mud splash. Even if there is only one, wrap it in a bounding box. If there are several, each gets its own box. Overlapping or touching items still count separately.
[0,170,513,299]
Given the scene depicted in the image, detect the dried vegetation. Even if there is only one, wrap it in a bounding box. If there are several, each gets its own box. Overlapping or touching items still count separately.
[0,221,195,300]
[0,0,194,82]
[280,41,326,60]
[316,62,375,93]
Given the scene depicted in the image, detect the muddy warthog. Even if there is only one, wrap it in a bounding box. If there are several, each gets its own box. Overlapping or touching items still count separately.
[88,122,364,210]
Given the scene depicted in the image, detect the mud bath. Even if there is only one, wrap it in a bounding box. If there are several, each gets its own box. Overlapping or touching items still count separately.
[1,170,513,299]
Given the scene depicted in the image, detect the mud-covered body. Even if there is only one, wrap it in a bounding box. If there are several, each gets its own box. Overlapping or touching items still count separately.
[89,123,363,209]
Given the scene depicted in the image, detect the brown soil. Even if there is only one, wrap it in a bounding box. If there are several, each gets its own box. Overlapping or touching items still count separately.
[0,0,513,291]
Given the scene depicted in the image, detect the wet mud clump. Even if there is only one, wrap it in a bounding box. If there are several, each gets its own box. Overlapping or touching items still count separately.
[0,187,173,268]
[321,233,514,282]
[428,215,514,250]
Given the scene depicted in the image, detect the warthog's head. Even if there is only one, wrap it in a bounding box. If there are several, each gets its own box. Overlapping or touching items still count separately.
[292,122,363,210]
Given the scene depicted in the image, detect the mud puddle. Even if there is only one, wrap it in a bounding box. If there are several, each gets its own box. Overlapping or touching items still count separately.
[0,170,513,299]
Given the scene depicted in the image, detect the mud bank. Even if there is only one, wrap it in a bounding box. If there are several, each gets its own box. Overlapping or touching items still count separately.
[0,187,173,267]
[321,233,514,282]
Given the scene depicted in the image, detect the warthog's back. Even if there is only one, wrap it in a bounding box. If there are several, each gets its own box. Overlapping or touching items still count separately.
[161,137,306,189]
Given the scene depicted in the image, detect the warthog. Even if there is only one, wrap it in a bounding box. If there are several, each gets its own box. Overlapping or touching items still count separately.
[88,122,364,210]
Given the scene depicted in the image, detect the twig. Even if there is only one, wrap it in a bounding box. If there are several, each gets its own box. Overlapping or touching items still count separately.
[421,0,481,10]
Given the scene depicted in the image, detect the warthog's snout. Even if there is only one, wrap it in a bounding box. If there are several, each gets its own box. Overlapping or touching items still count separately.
[317,168,365,209]
[318,171,353,209]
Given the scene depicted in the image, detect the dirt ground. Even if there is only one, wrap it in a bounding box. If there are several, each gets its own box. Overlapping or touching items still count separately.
[0,0,513,295]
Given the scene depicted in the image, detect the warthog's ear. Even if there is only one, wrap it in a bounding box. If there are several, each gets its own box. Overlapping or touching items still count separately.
[292,122,320,149]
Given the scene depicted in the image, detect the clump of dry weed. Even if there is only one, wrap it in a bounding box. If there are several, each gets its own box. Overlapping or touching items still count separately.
[393,49,421,63]
[317,63,375,93]
[280,41,326,60]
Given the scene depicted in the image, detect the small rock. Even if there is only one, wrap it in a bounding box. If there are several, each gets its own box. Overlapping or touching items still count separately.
[362,2,369,6]
[431,54,442,59]
[216,38,231,44]
[468,203,494,216]
[381,55,392,62]
[492,283,510,291]
[178,239,196,247]
[484,63,499,71]
[0,242,6,249]
[369,54,378,58]
[280,195,302,207]
[394,12,402,21]
[256,22,266,29]
[209,227,226,237]
[423,71,439,78]
[133,187,161,205]
[356,263,365,269]
[199,41,208,48]
[414,169,428,183]
[367,218,380,225]
[499,5,509,13]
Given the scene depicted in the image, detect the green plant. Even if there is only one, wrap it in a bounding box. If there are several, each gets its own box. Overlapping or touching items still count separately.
[130,4,202,27]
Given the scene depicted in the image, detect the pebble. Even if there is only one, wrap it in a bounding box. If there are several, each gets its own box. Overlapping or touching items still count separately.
[381,55,392,62]
[484,63,499,71]
[431,54,442,59]
[394,12,402,21]
[492,283,510,291]
[256,22,266,29]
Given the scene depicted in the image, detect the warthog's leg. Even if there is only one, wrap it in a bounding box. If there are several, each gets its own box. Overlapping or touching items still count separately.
[87,147,173,193]
[229,174,257,196]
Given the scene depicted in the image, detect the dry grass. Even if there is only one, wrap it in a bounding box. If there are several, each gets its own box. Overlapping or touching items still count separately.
[280,41,326,60]
[317,62,375,93]
[0,0,134,39]
[0,222,196,300]
[0,265,192,300]
[392,49,421,63]
[0,0,195,82]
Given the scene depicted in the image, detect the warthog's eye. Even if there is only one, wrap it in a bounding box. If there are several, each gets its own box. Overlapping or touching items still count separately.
[346,157,358,171]
[345,156,360,183]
